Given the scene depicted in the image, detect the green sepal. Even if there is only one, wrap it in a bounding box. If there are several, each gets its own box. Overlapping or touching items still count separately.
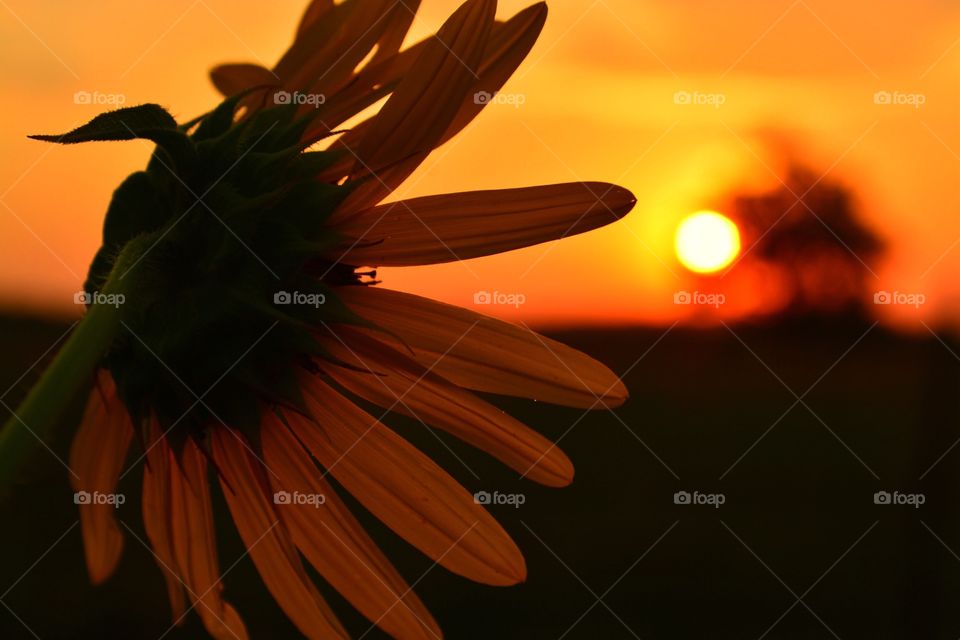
[191,93,247,141]
[102,171,172,247]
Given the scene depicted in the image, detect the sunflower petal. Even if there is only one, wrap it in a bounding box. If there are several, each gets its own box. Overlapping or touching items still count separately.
[69,371,132,585]
[296,0,335,36]
[315,3,544,185]
[317,327,573,487]
[338,286,629,409]
[211,428,348,640]
[284,0,413,98]
[290,376,526,586]
[169,440,249,640]
[337,0,496,214]
[210,64,278,97]
[306,42,426,142]
[331,182,635,265]
[142,419,188,623]
[440,2,547,146]
[262,416,442,640]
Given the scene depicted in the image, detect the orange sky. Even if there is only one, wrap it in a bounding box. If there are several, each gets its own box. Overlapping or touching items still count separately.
[1,0,958,329]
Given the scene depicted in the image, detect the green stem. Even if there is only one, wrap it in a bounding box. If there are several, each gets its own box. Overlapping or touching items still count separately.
[0,236,149,490]
[0,298,120,488]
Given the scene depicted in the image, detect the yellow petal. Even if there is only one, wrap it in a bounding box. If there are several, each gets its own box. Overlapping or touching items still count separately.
[296,0,335,36]
[337,0,496,214]
[316,4,545,185]
[331,182,636,265]
[212,428,348,640]
[209,63,277,97]
[284,0,414,98]
[69,371,132,585]
[318,326,574,487]
[338,286,629,409]
[262,416,443,640]
[169,440,249,640]
[290,376,527,586]
[440,2,547,146]
[142,419,188,623]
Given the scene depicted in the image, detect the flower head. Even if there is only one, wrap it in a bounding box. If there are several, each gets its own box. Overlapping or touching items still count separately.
[27,1,636,637]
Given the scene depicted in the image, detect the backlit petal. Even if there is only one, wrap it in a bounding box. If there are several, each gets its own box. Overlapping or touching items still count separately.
[211,428,348,640]
[440,2,547,146]
[142,419,188,623]
[69,371,132,585]
[337,0,496,214]
[338,286,629,408]
[169,440,249,640]
[209,63,277,97]
[317,326,573,486]
[282,0,414,98]
[331,182,636,265]
[262,416,442,639]
[289,376,527,586]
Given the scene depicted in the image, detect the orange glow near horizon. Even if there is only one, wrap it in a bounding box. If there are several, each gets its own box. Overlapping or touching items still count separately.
[0,1,958,330]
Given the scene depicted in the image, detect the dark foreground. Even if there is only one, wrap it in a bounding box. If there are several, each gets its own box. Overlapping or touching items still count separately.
[2,314,959,639]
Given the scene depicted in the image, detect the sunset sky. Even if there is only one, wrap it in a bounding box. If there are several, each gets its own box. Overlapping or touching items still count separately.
[1,0,957,329]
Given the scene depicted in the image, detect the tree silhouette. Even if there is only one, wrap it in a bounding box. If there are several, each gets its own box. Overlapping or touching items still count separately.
[731,163,885,319]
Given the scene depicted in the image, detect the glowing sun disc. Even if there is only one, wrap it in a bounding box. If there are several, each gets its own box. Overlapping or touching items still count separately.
[675,211,741,274]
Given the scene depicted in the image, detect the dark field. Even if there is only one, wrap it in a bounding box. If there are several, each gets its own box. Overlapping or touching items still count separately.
[2,314,959,639]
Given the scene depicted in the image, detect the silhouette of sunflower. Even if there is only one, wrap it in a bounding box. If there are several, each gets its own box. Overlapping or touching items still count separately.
[9,1,636,637]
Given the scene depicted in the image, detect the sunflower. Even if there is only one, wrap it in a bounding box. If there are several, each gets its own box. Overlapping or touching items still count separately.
[7,0,636,638]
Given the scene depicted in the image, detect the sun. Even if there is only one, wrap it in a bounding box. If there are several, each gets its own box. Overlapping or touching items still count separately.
[674,211,741,274]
